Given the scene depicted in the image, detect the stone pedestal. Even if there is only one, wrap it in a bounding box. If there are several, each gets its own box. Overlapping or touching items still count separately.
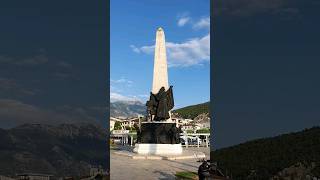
[133,144,183,155]
[134,122,183,155]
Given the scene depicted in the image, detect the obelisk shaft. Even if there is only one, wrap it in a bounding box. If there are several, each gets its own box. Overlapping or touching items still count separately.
[151,27,172,122]
[152,27,169,94]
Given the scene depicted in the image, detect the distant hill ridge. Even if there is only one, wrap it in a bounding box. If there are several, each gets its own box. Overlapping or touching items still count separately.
[212,127,320,179]
[173,102,209,119]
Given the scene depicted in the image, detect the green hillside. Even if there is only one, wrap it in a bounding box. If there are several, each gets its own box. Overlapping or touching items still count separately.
[212,127,320,179]
[173,102,209,119]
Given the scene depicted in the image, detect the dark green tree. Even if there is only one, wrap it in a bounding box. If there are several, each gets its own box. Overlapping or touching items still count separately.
[114,121,122,130]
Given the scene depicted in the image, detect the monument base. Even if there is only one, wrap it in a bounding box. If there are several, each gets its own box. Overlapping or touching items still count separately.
[135,122,182,155]
[133,143,183,155]
[138,122,181,144]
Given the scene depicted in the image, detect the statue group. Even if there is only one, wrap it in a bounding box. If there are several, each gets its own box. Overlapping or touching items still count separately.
[135,122,181,144]
[133,85,181,144]
[146,86,174,121]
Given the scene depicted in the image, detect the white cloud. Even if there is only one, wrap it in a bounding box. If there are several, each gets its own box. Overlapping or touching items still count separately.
[110,92,141,102]
[111,78,133,84]
[110,85,120,93]
[131,14,210,67]
[0,99,97,128]
[177,17,190,27]
[133,34,210,67]
[130,45,141,53]
[176,14,209,30]
[193,17,210,30]
[110,78,142,102]
[139,45,155,54]
[138,94,149,98]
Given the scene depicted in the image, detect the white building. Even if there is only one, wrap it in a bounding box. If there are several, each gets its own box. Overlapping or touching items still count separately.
[110,117,118,131]
[172,118,194,126]
[110,116,141,131]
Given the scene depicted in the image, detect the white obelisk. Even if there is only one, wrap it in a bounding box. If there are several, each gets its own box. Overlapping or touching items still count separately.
[133,28,182,155]
[152,27,169,94]
[152,27,172,122]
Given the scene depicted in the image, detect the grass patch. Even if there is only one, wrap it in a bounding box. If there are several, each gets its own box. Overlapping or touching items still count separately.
[175,171,198,180]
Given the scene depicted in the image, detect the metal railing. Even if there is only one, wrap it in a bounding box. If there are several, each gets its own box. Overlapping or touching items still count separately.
[110,132,210,148]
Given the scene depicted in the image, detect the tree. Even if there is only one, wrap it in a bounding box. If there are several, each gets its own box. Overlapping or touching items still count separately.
[114,121,122,130]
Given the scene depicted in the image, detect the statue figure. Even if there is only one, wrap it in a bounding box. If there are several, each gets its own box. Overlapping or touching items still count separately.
[146,92,157,121]
[155,87,169,120]
[146,86,174,121]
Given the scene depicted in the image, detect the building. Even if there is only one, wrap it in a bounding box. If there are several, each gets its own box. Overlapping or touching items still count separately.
[110,116,141,131]
[110,117,116,131]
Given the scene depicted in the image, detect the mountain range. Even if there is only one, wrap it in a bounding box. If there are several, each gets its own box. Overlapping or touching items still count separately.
[0,123,108,177]
[110,100,146,118]
[110,100,210,120]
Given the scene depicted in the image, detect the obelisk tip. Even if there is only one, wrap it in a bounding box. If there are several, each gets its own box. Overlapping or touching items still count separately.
[157,27,163,31]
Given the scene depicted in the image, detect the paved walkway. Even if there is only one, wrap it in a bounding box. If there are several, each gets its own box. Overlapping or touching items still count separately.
[110,146,209,180]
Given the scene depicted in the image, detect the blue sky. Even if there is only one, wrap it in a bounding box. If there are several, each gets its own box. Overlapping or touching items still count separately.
[213,0,320,148]
[111,0,210,109]
[0,1,108,128]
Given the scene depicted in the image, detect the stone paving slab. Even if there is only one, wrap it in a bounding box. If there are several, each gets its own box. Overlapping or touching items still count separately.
[110,146,210,179]
[111,150,205,180]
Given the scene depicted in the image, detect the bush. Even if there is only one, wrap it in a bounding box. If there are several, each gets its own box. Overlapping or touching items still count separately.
[196,128,210,133]
[186,129,194,133]
[129,129,137,133]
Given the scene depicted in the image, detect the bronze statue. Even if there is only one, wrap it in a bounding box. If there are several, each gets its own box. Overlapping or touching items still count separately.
[138,86,182,144]
[146,86,174,121]
[146,92,157,121]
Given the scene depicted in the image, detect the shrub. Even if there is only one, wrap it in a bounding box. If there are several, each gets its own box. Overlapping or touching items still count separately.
[196,128,210,133]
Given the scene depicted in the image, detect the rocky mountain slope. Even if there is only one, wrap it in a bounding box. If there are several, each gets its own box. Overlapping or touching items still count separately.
[194,112,210,124]
[0,123,108,177]
[110,101,146,118]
